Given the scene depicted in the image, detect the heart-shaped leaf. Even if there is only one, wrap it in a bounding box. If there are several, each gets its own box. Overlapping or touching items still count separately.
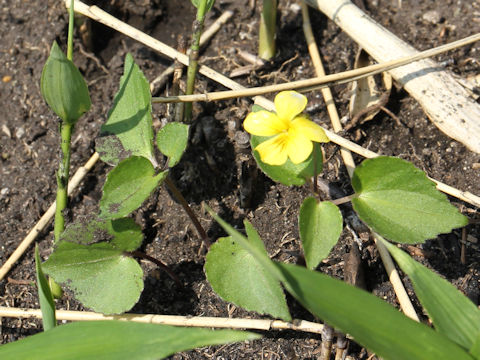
[43,218,144,314]
[205,223,290,321]
[352,156,468,243]
[100,156,167,219]
[96,53,155,166]
[299,198,343,270]
[156,122,189,167]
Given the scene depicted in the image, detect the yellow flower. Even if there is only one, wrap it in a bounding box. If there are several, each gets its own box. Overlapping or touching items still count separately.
[243,91,329,165]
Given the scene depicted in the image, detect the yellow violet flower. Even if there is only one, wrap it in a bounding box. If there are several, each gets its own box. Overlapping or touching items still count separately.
[243,91,329,165]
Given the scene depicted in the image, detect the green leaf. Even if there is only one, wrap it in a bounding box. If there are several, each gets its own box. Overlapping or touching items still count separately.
[470,334,480,358]
[0,321,260,360]
[299,199,343,269]
[99,156,167,219]
[40,41,91,124]
[205,207,285,282]
[191,0,215,12]
[96,53,155,166]
[251,135,323,186]
[35,246,56,331]
[274,262,472,360]
[382,239,480,350]
[43,218,144,314]
[156,122,189,167]
[205,236,290,321]
[352,157,467,243]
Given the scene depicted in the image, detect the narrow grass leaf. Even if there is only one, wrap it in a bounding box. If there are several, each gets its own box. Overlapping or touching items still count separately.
[383,239,480,350]
[0,321,260,360]
[299,198,343,269]
[352,157,467,243]
[469,334,480,358]
[34,245,56,331]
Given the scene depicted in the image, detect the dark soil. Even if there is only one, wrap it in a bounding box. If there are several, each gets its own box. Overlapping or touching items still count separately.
[1,0,480,358]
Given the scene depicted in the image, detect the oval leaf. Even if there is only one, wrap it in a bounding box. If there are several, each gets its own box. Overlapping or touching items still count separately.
[40,41,91,124]
[205,235,290,321]
[95,53,155,166]
[383,239,480,350]
[251,135,323,186]
[156,122,189,167]
[100,156,167,219]
[299,198,343,270]
[352,157,468,243]
[0,321,260,360]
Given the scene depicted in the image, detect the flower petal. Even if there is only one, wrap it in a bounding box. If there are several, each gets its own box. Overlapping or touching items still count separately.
[243,110,287,136]
[255,134,289,165]
[291,116,329,143]
[274,91,307,122]
[286,130,313,164]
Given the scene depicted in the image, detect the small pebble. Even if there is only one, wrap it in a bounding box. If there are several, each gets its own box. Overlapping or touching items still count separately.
[0,187,9,196]
[2,124,11,138]
[422,10,441,24]
[234,131,250,148]
[289,3,301,13]
[467,235,478,244]
[472,163,480,170]
[2,75,12,83]
[15,127,25,139]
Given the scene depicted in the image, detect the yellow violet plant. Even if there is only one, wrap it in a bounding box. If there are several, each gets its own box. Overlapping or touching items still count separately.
[243,91,329,165]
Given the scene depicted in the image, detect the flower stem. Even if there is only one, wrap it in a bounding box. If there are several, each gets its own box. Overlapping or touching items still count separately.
[128,251,182,287]
[164,177,209,246]
[184,0,208,123]
[54,122,73,243]
[258,0,277,60]
[67,0,75,61]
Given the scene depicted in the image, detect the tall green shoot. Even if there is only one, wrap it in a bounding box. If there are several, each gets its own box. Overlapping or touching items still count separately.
[258,0,277,60]
[184,0,215,123]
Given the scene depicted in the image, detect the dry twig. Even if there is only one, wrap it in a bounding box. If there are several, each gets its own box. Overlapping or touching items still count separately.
[0,306,330,335]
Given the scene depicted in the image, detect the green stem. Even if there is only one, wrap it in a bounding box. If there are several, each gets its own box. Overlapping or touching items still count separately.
[54,122,73,243]
[184,0,208,123]
[67,0,75,61]
[258,0,277,60]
